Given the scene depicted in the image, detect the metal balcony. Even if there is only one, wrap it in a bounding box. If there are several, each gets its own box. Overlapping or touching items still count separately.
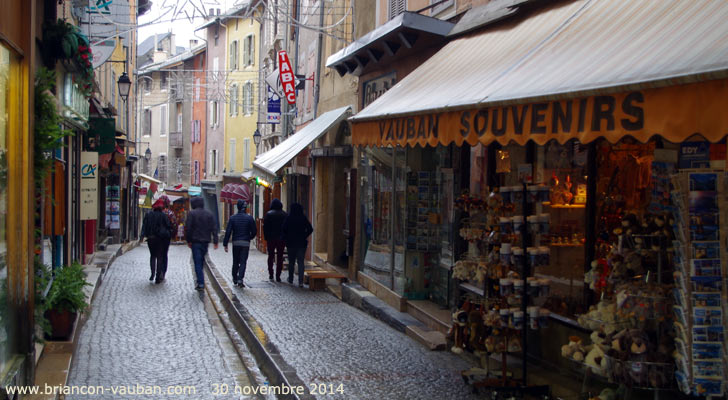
[169,132,183,148]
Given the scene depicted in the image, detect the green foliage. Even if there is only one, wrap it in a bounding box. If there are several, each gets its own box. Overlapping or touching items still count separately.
[34,67,71,184]
[34,258,51,341]
[44,262,90,314]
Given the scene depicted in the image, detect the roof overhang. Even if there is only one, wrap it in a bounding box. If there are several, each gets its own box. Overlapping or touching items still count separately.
[326,12,454,77]
[253,106,352,181]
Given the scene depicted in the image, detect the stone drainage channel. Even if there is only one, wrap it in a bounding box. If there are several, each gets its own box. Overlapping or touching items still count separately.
[201,256,313,400]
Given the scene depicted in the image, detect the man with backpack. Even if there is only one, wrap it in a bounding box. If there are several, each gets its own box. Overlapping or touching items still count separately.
[223,199,257,287]
[141,197,173,284]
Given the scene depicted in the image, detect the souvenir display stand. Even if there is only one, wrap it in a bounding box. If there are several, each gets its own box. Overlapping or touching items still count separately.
[456,184,550,397]
[669,170,727,398]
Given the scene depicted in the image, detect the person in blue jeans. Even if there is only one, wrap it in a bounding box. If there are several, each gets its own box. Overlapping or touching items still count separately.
[281,203,313,287]
[223,199,257,287]
[184,196,219,290]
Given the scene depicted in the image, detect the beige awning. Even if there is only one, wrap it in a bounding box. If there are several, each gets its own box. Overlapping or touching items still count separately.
[253,106,352,181]
[351,0,728,146]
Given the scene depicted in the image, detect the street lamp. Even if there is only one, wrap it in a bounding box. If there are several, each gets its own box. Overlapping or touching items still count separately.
[253,128,261,148]
[117,72,131,102]
[145,147,151,161]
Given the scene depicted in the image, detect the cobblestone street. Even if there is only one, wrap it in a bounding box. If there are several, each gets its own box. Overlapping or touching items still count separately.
[208,246,477,400]
[67,245,253,399]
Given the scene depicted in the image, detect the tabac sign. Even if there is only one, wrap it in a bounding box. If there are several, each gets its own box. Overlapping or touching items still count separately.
[277,50,296,105]
[351,79,728,147]
[80,152,98,220]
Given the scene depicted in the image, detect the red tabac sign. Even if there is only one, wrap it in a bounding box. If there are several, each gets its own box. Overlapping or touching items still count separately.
[278,50,296,105]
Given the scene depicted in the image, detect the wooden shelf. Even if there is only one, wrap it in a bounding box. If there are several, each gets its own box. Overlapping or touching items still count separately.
[542,202,585,209]
[549,243,583,248]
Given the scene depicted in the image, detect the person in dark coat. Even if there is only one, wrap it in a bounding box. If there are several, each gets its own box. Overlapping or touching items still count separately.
[140,197,173,284]
[223,199,257,287]
[263,198,287,282]
[281,202,313,287]
[185,196,219,290]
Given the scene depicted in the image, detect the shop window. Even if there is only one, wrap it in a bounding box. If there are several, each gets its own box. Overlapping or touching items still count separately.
[0,43,18,377]
[360,147,407,294]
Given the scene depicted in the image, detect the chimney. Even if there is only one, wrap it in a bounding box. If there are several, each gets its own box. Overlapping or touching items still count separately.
[169,33,176,55]
[190,39,198,49]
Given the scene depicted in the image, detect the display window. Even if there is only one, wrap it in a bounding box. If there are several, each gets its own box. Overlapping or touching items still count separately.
[0,42,18,379]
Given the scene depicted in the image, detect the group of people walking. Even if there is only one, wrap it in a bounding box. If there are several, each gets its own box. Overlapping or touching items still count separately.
[140,194,313,291]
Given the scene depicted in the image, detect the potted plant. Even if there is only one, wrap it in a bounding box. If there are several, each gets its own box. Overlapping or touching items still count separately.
[43,262,90,340]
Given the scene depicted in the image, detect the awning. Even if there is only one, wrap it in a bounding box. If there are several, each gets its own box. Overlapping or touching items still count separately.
[220,183,234,202]
[253,106,352,181]
[137,173,162,184]
[241,170,256,182]
[326,12,453,77]
[219,183,251,203]
[350,0,728,147]
[188,186,202,196]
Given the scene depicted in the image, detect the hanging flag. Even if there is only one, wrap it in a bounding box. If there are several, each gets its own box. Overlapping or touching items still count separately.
[153,167,159,179]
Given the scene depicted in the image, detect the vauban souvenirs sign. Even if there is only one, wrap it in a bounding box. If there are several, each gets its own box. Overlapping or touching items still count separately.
[351,79,728,147]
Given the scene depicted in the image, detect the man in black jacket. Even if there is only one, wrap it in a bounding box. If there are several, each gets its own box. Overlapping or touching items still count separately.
[223,199,257,287]
[263,198,287,282]
[185,196,219,290]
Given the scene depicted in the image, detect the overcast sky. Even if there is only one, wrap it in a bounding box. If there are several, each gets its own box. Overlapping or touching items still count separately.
[138,0,240,49]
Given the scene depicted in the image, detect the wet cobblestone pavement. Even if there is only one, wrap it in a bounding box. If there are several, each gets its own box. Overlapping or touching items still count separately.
[67,245,252,399]
[208,246,478,400]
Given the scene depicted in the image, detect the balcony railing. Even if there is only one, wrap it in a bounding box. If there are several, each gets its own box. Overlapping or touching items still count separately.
[169,132,183,148]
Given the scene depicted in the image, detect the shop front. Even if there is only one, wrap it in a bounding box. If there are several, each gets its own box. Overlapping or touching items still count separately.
[1,0,39,387]
[350,0,728,396]
[253,106,351,261]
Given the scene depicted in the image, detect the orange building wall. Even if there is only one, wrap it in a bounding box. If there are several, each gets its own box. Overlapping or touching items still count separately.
[191,51,207,183]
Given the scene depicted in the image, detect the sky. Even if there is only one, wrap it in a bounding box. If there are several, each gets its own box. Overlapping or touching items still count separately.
[138,0,241,50]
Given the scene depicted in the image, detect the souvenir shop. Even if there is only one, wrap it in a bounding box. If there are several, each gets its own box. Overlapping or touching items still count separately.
[348,0,728,396]
[354,78,728,397]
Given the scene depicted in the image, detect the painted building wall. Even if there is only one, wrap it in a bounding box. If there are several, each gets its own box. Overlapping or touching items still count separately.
[205,22,226,180]
[139,70,170,180]
[224,13,260,174]
[191,50,207,185]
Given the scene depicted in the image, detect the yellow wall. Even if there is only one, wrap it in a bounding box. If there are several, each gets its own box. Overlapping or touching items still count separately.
[224,13,259,173]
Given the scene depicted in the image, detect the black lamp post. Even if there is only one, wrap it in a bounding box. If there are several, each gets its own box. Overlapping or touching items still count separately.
[117,72,131,102]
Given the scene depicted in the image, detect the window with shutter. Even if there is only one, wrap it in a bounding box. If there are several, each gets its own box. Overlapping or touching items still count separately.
[243,81,254,115]
[244,35,254,66]
[230,41,238,70]
[243,138,250,171]
[229,139,236,172]
[160,105,168,136]
[230,84,238,116]
[143,109,152,136]
[194,161,200,185]
[389,0,406,20]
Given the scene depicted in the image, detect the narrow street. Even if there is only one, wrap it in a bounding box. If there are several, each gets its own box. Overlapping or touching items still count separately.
[66,245,257,399]
[207,246,477,400]
[66,244,478,399]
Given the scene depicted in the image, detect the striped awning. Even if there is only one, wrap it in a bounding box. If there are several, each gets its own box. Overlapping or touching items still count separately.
[350,0,728,146]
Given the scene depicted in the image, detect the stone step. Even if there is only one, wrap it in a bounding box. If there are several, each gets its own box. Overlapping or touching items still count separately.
[406,325,447,351]
[407,300,452,335]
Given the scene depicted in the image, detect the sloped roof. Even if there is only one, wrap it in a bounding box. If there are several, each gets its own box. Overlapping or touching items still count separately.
[137,32,172,58]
